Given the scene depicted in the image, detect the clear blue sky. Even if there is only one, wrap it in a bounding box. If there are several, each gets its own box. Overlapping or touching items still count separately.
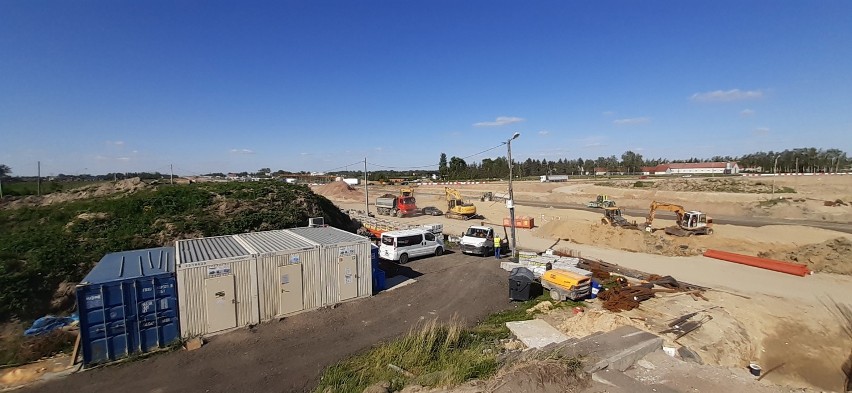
[2,1,851,176]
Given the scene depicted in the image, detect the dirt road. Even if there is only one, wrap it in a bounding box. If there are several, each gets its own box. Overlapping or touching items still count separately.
[26,253,513,393]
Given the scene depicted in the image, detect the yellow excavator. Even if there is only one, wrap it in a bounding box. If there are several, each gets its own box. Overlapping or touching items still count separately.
[401,187,414,197]
[643,201,713,236]
[444,187,478,220]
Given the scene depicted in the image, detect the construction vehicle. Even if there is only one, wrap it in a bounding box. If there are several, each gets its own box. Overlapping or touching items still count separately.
[643,201,714,236]
[401,187,414,197]
[376,193,418,217]
[444,187,478,220]
[600,207,639,229]
[540,269,592,301]
[587,195,616,208]
[480,192,493,202]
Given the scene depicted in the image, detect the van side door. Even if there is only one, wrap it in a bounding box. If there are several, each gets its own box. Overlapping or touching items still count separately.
[424,232,437,254]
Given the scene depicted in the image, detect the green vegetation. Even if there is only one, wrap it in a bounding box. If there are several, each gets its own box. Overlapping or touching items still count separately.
[0,181,353,323]
[315,295,582,393]
[0,181,104,196]
[632,181,650,188]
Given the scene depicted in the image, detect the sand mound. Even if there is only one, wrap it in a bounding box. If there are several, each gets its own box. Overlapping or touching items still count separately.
[538,220,706,256]
[313,181,365,201]
[596,178,793,194]
[2,178,151,210]
[759,237,852,275]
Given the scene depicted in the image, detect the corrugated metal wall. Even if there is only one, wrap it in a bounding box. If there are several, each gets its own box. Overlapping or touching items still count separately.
[256,249,320,319]
[177,255,257,337]
[315,240,372,304]
[176,228,372,337]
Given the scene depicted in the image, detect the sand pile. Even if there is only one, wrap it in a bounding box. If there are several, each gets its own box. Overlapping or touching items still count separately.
[759,237,852,275]
[596,178,793,194]
[2,178,151,209]
[313,180,365,201]
[538,221,706,256]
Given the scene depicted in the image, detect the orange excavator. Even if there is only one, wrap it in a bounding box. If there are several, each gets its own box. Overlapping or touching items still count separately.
[643,201,713,236]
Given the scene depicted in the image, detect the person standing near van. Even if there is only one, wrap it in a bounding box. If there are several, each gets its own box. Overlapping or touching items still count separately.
[494,236,502,259]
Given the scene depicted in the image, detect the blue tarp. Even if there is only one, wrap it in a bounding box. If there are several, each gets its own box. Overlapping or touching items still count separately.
[24,314,78,336]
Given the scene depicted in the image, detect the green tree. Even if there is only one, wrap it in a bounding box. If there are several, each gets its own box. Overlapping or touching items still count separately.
[0,164,10,177]
[438,153,448,179]
[448,156,467,180]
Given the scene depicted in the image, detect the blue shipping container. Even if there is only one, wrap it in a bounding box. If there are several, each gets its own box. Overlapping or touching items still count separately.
[76,247,179,366]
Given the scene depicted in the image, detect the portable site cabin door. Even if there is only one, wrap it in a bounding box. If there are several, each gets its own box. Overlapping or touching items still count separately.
[205,275,237,333]
[278,264,304,315]
[338,255,358,301]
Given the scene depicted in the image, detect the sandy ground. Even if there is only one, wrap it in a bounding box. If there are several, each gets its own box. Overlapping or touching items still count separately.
[21,253,514,393]
[397,175,852,223]
[329,181,852,392]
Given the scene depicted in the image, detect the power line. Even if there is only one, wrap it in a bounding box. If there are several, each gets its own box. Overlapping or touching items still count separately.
[368,143,507,170]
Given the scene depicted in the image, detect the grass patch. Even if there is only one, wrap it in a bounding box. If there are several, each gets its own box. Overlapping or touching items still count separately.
[316,320,497,393]
[632,181,651,188]
[315,295,583,392]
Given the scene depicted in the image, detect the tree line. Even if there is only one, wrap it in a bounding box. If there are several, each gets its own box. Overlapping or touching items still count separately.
[1,147,847,184]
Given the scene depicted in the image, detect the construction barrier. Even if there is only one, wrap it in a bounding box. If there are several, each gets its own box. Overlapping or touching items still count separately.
[702,249,811,277]
[503,216,535,229]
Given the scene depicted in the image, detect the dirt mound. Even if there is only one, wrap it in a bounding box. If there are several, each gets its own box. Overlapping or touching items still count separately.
[596,178,795,194]
[538,221,705,256]
[759,237,852,275]
[2,178,151,210]
[313,181,365,201]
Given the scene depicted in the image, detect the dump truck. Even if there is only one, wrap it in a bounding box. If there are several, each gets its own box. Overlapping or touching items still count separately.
[376,194,418,217]
[540,269,591,301]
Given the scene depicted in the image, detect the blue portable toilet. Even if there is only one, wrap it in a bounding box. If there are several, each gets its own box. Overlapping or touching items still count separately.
[371,244,386,292]
[75,247,179,366]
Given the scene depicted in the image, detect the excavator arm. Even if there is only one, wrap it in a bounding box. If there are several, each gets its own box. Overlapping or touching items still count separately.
[646,201,686,227]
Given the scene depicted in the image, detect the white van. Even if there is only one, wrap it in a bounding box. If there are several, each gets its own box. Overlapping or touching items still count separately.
[379,226,444,264]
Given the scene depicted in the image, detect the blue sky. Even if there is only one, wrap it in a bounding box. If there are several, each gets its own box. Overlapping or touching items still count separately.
[2,1,851,176]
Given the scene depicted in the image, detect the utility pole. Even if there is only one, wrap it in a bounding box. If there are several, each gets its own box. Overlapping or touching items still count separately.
[505,132,520,259]
[364,158,369,215]
[37,161,41,196]
[771,155,779,199]
[170,164,174,185]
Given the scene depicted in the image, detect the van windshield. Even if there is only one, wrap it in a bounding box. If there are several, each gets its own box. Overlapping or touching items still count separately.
[465,228,488,237]
[381,235,394,246]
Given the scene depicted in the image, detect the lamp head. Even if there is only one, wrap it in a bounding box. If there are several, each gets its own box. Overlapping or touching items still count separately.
[512,132,521,140]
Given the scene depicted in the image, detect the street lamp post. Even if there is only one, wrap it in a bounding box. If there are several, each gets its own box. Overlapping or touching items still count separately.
[505,132,520,260]
[771,155,779,199]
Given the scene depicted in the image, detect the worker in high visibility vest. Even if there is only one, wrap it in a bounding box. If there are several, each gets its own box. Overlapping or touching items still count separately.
[494,236,502,259]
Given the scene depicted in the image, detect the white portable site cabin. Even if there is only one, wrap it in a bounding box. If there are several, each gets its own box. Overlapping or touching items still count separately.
[176,226,372,337]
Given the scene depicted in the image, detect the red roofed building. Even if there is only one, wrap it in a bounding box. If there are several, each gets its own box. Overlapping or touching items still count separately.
[641,162,739,175]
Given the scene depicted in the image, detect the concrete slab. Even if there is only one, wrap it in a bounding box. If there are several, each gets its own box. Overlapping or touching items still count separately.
[548,325,663,373]
[500,261,524,272]
[505,319,570,350]
[383,275,417,292]
[589,369,679,393]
